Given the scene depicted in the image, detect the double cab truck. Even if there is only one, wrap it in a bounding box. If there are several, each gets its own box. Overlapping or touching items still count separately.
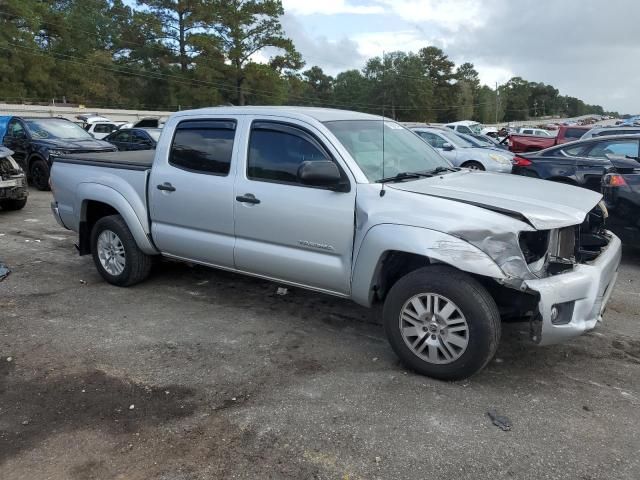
[50,107,622,380]
[509,125,591,153]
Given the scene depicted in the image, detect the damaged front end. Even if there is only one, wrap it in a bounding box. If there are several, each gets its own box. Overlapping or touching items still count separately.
[0,147,28,203]
[461,200,621,345]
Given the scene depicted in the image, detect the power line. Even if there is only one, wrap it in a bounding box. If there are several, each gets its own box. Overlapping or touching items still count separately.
[1,41,494,112]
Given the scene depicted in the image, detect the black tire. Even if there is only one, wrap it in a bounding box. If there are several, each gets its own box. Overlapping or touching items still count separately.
[461,160,485,171]
[90,214,153,286]
[0,198,27,210]
[30,158,50,191]
[383,266,501,380]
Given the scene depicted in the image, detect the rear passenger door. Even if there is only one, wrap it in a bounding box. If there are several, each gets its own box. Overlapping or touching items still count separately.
[233,120,356,295]
[149,118,238,268]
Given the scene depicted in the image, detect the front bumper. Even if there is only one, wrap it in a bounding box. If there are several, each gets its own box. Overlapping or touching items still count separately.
[524,232,622,346]
[0,176,28,200]
[486,162,513,173]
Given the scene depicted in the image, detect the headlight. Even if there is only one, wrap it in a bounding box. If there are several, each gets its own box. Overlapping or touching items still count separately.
[488,153,511,165]
[48,149,67,157]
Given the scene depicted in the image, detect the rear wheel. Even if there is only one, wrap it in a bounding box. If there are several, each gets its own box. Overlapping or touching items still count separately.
[30,159,50,191]
[383,266,501,380]
[462,161,485,171]
[0,198,27,210]
[91,214,153,286]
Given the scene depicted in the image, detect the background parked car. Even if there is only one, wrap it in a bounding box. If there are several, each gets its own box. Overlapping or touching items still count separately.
[602,156,640,247]
[581,126,640,139]
[508,125,591,153]
[103,128,161,151]
[516,127,554,137]
[512,134,640,191]
[0,146,28,211]
[411,127,513,172]
[444,120,483,135]
[76,114,121,139]
[0,116,116,190]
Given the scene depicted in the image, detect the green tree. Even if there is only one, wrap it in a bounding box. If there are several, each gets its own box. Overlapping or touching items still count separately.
[419,46,456,122]
[136,0,208,73]
[333,69,370,111]
[364,52,433,121]
[301,66,333,105]
[210,0,299,105]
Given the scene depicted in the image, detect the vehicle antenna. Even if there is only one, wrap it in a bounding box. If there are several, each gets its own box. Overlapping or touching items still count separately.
[380,50,386,197]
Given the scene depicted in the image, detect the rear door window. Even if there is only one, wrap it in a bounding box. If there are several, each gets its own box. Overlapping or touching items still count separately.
[560,145,587,157]
[169,120,235,175]
[586,139,639,158]
[94,123,116,134]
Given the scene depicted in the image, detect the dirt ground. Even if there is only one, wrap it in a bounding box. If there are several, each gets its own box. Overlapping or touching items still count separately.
[1,189,639,480]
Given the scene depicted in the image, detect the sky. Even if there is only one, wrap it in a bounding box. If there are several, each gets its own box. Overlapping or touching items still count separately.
[278,0,640,114]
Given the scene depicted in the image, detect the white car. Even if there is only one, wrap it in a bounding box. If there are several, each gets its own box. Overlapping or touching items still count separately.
[516,127,554,137]
[445,120,483,135]
[76,115,120,140]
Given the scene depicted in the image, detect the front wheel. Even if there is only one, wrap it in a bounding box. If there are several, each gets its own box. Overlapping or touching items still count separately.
[0,198,27,211]
[383,266,501,380]
[30,159,50,191]
[461,161,485,171]
[91,214,153,286]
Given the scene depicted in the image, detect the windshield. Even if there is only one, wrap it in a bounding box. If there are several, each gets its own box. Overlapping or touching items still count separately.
[458,133,493,148]
[324,120,451,182]
[25,119,94,140]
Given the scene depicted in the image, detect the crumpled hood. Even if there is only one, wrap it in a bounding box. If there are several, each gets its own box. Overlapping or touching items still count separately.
[389,170,602,230]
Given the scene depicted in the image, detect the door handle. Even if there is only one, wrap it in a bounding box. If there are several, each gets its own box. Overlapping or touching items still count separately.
[157,182,176,192]
[236,193,260,205]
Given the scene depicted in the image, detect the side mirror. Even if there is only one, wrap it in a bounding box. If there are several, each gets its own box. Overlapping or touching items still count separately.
[297,160,348,191]
[442,143,454,151]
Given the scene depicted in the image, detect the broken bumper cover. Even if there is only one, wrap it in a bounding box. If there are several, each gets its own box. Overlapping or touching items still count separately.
[0,177,28,200]
[524,232,622,346]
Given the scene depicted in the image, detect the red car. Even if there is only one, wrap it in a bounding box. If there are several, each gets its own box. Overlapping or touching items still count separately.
[508,125,591,153]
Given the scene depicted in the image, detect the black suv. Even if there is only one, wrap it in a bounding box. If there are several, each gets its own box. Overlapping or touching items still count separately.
[2,117,116,190]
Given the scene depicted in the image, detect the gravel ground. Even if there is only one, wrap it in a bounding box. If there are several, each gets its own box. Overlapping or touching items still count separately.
[1,189,639,480]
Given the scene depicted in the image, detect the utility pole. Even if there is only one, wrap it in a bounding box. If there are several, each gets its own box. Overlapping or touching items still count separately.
[495,82,498,125]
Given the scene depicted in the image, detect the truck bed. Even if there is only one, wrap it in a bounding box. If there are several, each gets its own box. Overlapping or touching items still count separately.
[57,150,154,171]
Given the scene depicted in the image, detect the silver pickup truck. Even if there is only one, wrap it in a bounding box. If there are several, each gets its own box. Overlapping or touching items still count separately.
[50,107,622,380]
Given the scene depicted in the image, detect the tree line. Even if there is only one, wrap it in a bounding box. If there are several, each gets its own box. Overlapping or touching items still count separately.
[0,0,615,123]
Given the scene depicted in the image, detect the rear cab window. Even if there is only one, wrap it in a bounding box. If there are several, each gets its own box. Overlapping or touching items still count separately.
[169,120,236,175]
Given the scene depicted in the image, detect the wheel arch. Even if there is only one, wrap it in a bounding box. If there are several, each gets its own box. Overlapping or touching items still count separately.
[76,183,158,256]
[460,159,485,170]
[351,224,505,307]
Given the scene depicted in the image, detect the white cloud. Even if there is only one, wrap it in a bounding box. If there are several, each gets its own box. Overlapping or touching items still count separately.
[282,0,383,15]
[376,0,485,31]
[351,30,434,58]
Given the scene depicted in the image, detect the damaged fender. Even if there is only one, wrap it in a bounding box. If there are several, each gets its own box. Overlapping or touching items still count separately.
[76,182,158,255]
[350,224,506,306]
